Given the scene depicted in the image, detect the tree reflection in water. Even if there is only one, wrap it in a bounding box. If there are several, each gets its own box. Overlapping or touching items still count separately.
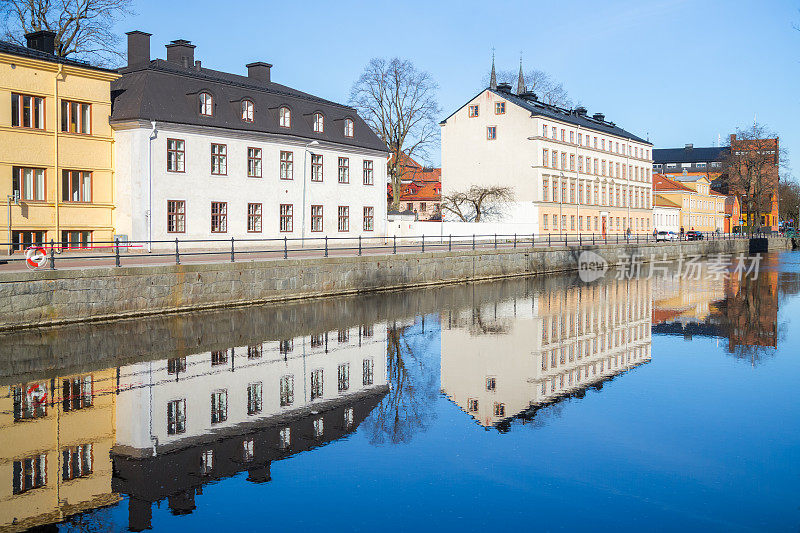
[363,317,440,444]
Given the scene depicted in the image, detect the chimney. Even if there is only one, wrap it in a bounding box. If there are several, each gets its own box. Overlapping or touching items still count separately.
[575,106,587,116]
[592,112,605,122]
[246,62,272,83]
[685,143,693,150]
[126,30,151,68]
[730,134,736,144]
[195,60,202,71]
[166,39,195,66]
[25,30,56,55]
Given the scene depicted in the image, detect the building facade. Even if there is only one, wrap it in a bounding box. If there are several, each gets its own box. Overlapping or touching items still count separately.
[441,64,653,235]
[653,173,726,232]
[111,32,388,248]
[387,156,441,221]
[653,196,681,233]
[1,32,119,253]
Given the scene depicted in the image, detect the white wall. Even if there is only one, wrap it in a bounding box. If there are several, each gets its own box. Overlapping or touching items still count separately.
[113,123,389,249]
[386,219,540,241]
[653,206,680,233]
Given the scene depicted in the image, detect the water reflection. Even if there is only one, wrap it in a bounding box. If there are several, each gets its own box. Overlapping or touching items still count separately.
[1,253,797,531]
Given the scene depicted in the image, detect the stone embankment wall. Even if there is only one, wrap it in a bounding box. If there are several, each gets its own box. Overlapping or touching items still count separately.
[0,237,789,330]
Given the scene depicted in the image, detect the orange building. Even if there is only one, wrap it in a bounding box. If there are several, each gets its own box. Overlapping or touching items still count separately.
[387,155,441,220]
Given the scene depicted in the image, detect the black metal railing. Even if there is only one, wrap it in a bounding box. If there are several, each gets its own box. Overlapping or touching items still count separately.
[0,230,758,271]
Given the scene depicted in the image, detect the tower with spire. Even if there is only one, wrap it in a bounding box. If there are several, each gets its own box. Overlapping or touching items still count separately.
[490,50,497,90]
[517,56,526,95]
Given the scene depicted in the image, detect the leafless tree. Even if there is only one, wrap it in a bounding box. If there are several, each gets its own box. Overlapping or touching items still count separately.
[349,58,440,210]
[778,179,800,224]
[441,185,514,222]
[0,0,133,65]
[720,122,783,234]
[483,68,573,108]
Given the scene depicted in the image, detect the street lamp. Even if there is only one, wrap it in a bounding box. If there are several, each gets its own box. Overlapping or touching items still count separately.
[7,191,19,255]
[301,140,320,244]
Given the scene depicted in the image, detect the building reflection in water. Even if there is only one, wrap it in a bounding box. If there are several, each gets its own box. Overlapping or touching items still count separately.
[441,277,652,431]
[0,324,388,532]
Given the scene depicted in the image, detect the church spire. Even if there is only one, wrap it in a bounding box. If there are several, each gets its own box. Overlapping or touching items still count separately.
[516,55,526,95]
[490,49,497,90]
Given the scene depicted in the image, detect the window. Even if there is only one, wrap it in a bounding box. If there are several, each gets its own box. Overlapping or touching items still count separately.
[361,325,374,337]
[487,126,497,140]
[543,124,548,136]
[247,382,262,415]
[168,357,187,374]
[311,333,324,347]
[542,214,548,230]
[12,167,45,201]
[468,105,479,117]
[338,328,350,343]
[495,102,505,114]
[10,230,45,252]
[279,106,291,127]
[211,202,227,233]
[11,93,44,129]
[542,178,549,202]
[468,398,479,412]
[363,160,374,185]
[279,427,291,449]
[696,162,707,168]
[311,205,323,232]
[280,151,293,180]
[543,149,549,167]
[280,204,293,232]
[199,92,213,116]
[61,100,91,134]
[486,377,496,391]
[280,375,294,406]
[363,206,374,231]
[344,407,354,427]
[12,383,47,420]
[63,376,92,411]
[201,450,213,474]
[313,112,324,132]
[61,443,93,483]
[279,339,293,355]
[570,154,575,170]
[494,403,505,417]
[247,147,262,177]
[311,154,323,181]
[241,99,254,122]
[211,144,227,175]
[561,129,565,141]
[314,417,324,438]
[338,157,349,183]
[13,454,46,494]
[247,344,263,359]
[61,231,90,249]
[363,358,374,385]
[248,203,262,232]
[344,118,354,137]
[211,389,228,424]
[167,200,185,233]
[338,206,349,231]
[311,369,324,400]
[211,349,228,365]
[62,170,91,202]
[167,139,185,172]
[338,363,350,392]
[242,439,255,462]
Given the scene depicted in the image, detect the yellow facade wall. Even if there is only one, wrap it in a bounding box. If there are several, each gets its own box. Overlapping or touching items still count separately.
[0,52,118,254]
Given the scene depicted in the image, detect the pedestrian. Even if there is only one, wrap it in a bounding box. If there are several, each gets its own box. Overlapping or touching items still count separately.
[653,228,658,240]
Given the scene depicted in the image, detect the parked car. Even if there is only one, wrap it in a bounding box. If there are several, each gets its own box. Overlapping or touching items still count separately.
[685,230,704,241]
[656,231,678,242]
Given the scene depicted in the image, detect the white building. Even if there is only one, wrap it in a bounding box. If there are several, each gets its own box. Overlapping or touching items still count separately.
[653,195,681,234]
[441,62,654,236]
[112,32,388,249]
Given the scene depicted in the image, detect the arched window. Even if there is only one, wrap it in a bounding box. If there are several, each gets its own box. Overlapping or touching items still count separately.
[279,106,291,128]
[199,92,213,116]
[344,118,354,137]
[241,99,254,122]
[313,112,324,133]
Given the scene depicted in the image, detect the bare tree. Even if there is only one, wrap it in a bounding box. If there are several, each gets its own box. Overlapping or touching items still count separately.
[778,179,800,225]
[441,185,514,222]
[349,58,440,210]
[483,68,573,108]
[1,0,133,64]
[719,123,783,234]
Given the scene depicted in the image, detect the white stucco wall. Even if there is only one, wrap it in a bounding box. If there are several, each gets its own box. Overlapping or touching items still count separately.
[653,205,681,233]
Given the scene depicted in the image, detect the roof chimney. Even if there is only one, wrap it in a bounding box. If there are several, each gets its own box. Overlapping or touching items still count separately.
[685,143,693,150]
[497,82,512,92]
[166,39,195,66]
[575,106,587,116]
[592,112,605,122]
[25,30,56,55]
[126,30,151,68]
[246,62,272,84]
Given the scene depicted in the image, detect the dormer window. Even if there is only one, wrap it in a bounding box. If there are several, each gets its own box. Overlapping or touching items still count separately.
[241,100,254,122]
[344,118,354,137]
[279,106,291,128]
[199,92,213,116]
[313,113,324,133]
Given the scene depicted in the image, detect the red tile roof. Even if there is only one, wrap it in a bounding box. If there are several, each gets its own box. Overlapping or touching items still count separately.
[653,173,694,192]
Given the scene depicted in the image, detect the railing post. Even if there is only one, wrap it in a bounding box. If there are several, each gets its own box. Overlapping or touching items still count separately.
[531,233,535,248]
[175,238,180,265]
[579,233,582,246]
[284,236,288,259]
[494,234,497,249]
[421,234,425,253]
[548,233,551,247]
[448,234,452,252]
[472,234,475,250]
[592,233,595,245]
[114,238,121,267]
[513,233,517,248]
[564,233,567,246]
[393,235,396,254]
[230,237,235,262]
[358,235,362,256]
[49,239,55,270]
[325,236,328,257]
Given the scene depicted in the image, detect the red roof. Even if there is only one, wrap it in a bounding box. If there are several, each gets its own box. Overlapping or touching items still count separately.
[653,173,694,192]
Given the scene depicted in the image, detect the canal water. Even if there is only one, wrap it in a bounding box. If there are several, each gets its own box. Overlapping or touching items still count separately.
[2,252,799,531]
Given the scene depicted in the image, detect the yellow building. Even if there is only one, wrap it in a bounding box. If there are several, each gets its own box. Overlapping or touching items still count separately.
[653,173,726,232]
[0,368,119,532]
[0,32,119,253]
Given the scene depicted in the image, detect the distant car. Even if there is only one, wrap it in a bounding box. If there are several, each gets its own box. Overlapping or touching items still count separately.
[655,231,678,242]
[685,230,704,241]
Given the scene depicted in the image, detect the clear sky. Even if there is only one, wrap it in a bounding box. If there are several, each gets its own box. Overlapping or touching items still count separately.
[116,0,800,173]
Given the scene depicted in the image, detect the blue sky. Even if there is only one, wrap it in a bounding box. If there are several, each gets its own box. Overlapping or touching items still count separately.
[117,0,800,173]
